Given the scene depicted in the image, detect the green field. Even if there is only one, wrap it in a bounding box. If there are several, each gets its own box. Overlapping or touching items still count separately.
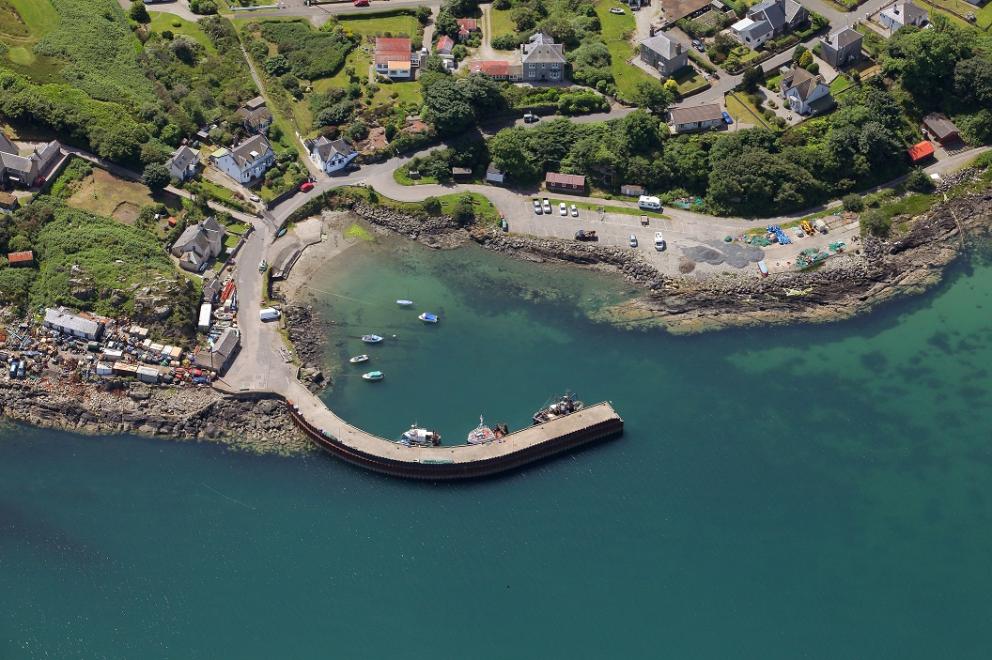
[593,0,658,101]
[489,8,516,43]
[372,80,422,109]
[725,92,770,128]
[672,66,710,96]
[0,0,63,80]
[549,197,670,219]
[148,14,217,54]
[336,12,420,38]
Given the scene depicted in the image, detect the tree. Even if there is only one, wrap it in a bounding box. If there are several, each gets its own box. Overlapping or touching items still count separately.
[422,196,442,214]
[741,65,764,93]
[129,1,150,23]
[143,163,171,191]
[415,6,432,24]
[488,127,539,181]
[169,36,199,65]
[905,168,935,193]
[8,233,31,253]
[631,80,671,114]
[792,45,808,64]
[842,193,864,212]
[264,54,290,77]
[798,49,813,68]
[860,209,891,237]
[452,193,475,225]
[954,56,992,107]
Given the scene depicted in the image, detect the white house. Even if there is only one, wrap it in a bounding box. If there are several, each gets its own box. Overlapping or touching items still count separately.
[730,17,775,48]
[307,136,357,175]
[166,145,200,182]
[780,66,832,115]
[210,134,275,184]
[879,1,928,31]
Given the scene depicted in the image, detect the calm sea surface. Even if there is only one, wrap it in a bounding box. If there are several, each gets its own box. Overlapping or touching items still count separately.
[3,238,991,658]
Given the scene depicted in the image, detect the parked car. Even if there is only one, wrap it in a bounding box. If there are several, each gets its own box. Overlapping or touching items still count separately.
[542,198,551,214]
[559,202,567,216]
[523,112,538,123]
[249,195,261,202]
[654,231,666,251]
[722,111,734,125]
[629,234,638,248]
[533,198,543,214]
[258,259,268,272]
[692,39,705,52]
[352,0,370,6]
[300,181,315,193]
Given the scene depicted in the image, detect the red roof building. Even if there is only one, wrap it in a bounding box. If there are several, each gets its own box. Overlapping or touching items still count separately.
[374,37,413,78]
[545,172,586,193]
[7,250,34,267]
[456,18,479,40]
[907,140,935,164]
[470,60,511,77]
[435,35,455,54]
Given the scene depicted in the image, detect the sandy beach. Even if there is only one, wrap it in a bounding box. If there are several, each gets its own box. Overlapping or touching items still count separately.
[276,210,360,302]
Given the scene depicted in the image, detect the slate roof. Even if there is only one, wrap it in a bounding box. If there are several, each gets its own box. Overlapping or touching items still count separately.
[229,134,273,168]
[825,26,862,50]
[521,33,566,64]
[311,136,355,161]
[168,145,199,172]
[781,66,824,101]
[669,103,724,125]
[640,33,683,60]
[923,113,960,141]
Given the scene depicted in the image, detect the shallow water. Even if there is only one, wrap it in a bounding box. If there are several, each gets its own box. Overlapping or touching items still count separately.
[3,239,992,658]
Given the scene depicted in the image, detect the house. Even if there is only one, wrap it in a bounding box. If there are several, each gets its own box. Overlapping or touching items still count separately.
[210,134,275,184]
[44,307,104,341]
[485,166,505,184]
[545,172,585,193]
[435,35,455,56]
[193,326,240,374]
[819,27,862,68]
[236,96,273,134]
[0,192,17,214]
[470,60,522,81]
[731,0,808,47]
[879,1,928,31]
[621,184,645,197]
[922,113,961,146]
[669,103,725,133]
[171,216,226,273]
[451,167,473,179]
[375,37,414,80]
[520,32,567,82]
[166,145,200,182]
[456,18,479,41]
[7,250,33,267]
[307,136,358,174]
[0,134,63,189]
[908,140,935,164]
[639,33,689,76]
[780,66,832,115]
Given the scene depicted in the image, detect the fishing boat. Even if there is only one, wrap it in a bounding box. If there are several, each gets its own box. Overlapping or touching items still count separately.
[349,354,369,364]
[532,392,584,425]
[362,371,384,382]
[466,416,497,444]
[418,312,439,324]
[396,299,414,307]
[399,425,442,447]
[361,334,383,344]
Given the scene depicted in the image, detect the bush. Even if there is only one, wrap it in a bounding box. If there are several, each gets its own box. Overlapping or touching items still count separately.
[129,1,150,23]
[189,0,218,15]
[842,193,865,212]
[905,168,936,193]
[860,209,891,237]
[492,34,520,50]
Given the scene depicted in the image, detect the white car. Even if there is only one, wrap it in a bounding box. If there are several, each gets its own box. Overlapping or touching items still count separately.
[654,232,666,251]
[542,198,552,214]
[533,199,543,214]
[570,204,578,217]
[249,195,261,203]
[629,234,638,248]
[559,202,567,216]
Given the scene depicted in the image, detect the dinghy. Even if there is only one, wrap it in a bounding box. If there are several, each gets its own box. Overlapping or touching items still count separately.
[361,334,383,344]
[349,354,369,364]
[418,312,439,324]
[362,371,384,382]
[396,299,414,307]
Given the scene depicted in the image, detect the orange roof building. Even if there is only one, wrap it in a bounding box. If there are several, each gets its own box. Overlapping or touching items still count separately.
[907,140,935,164]
[7,250,34,267]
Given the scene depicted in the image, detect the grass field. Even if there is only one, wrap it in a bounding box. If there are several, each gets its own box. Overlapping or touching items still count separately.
[725,92,770,128]
[925,0,992,29]
[372,79,422,109]
[672,66,710,96]
[489,7,516,42]
[0,0,63,80]
[594,0,659,102]
[64,169,174,223]
[336,12,420,38]
[148,14,217,54]
[549,197,670,219]
[344,186,501,226]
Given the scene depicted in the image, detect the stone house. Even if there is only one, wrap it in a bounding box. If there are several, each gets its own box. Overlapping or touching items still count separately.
[171,216,226,273]
[639,33,688,77]
[819,27,862,68]
[306,136,357,175]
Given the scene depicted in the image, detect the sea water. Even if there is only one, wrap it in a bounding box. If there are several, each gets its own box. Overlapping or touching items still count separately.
[2,238,991,658]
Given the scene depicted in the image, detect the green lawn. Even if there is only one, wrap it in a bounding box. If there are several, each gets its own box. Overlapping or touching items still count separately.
[343,186,500,226]
[148,13,217,54]
[594,0,659,102]
[336,12,420,38]
[372,80,422,108]
[2,0,59,39]
[672,65,710,96]
[549,198,670,219]
[489,7,516,42]
[0,0,63,80]
[828,73,852,95]
[725,92,770,128]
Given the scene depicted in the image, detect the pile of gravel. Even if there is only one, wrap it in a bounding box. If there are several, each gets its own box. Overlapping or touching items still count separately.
[682,241,764,269]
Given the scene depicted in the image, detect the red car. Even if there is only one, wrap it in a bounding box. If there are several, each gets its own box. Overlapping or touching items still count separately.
[300,181,315,193]
[352,0,369,6]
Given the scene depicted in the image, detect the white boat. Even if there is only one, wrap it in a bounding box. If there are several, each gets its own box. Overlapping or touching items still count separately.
[396,299,414,307]
[361,334,383,344]
[349,354,369,364]
[418,312,439,324]
[400,426,441,447]
[362,370,384,382]
[466,416,497,444]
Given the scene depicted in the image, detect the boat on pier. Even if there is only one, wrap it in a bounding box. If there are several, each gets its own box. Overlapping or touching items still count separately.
[467,416,497,444]
[400,426,442,447]
[533,392,584,425]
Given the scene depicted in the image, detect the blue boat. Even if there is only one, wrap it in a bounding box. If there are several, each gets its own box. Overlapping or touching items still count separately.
[418,312,439,324]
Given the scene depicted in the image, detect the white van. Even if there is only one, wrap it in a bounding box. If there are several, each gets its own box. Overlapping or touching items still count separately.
[259,307,281,322]
[638,195,662,211]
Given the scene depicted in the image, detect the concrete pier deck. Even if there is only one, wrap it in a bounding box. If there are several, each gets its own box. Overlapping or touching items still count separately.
[285,382,623,479]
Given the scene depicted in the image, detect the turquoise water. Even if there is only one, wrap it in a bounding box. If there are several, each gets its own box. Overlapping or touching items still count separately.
[3,239,992,658]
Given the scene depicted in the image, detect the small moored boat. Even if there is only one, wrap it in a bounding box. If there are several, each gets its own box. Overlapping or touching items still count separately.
[467,416,497,444]
[362,371,384,382]
[418,312,439,324]
[396,299,414,307]
[361,334,383,344]
[532,392,584,425]
[349,354,369,364]
[399,426,442,447]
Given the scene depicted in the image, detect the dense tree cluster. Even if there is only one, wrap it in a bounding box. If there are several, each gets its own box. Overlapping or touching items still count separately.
[420,72,506,136]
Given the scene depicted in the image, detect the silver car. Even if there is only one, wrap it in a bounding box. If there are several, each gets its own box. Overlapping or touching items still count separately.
[629,234,638,248]
[533,199,543,214]
[542,198,552,214]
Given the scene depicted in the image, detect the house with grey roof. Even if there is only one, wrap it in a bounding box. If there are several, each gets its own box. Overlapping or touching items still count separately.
[879,1,928,31]
[210,134,275,184]
[171,216,226,273]
[306,136,357,175]
[44,307,104,341]
[731,0,808,47]
[194,326,240,374]
[780,65,832,116]
[669,103,725,133]
[819,27,862,68]
[236,96,273,135]
[639,32,688,76]
[520,32,567,82]
[0,134,63,189]
[166,145,200,182]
